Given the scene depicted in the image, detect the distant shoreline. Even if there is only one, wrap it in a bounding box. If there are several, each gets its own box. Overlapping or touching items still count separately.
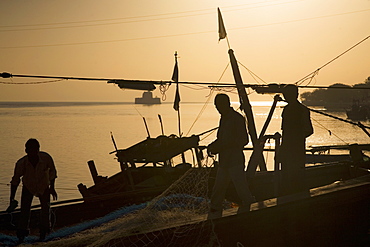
[0,101,132,108]
[0,101,210,108]
[0,101,289,108]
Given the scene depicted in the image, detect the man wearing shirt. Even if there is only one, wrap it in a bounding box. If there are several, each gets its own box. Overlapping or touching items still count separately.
[278,84,313,200]
[207,94,254,219]
[10,138,58,242]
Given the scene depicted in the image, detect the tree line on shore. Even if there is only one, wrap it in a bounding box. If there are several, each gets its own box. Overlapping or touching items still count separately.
[301,76,370,109]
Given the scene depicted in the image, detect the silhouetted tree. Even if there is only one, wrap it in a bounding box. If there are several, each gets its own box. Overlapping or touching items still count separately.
[365,76,370,85]
[301,76,370,109]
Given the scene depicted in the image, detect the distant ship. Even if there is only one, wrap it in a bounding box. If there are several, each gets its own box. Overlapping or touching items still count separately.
[135,91,161,104]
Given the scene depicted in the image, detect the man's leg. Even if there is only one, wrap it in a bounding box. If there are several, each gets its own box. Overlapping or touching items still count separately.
[278,160,309,204]
[17,186,33,242]
[208,167,230,219]
[229,165,254,214]
[38,188,51,241]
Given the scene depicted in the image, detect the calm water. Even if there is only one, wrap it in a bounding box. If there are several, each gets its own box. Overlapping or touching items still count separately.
[0,101,369,210]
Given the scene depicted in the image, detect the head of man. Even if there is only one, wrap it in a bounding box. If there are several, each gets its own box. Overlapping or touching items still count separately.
[282,84,299,103]
[25,138,40,158]
[214,93,231,115]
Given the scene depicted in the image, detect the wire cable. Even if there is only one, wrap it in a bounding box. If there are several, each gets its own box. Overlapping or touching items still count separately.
[310,116,347,144]
[238,61,267,84]
[295,35,370,85]
[1,9,368,49]
[186,63,230,136]
[0,0,302,32]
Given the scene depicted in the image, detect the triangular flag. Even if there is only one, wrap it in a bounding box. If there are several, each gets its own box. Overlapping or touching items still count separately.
[173,83,180,111]
[172,52,180,111]
[171,61,178,82]
[218,8,227,41]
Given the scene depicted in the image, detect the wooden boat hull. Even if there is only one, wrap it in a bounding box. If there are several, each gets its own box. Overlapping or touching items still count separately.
[0,161,366,235]
[103,175,370,247]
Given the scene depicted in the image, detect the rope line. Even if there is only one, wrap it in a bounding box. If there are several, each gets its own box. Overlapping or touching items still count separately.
[308,107,370,139]
[159,83,170,101]
[310,116,347,144]
[298,69,319,87]
[308,107,370,130]
[182,84,209,90]
[0,79,65,84]
[0,182,78,192]
[185,63,231,136]
[295,35,370,85]
[238,61,267,84]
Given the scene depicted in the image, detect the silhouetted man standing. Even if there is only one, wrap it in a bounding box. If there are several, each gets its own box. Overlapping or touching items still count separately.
[278,84,313,200]
[10,138,58,243]
[207,93,254,219]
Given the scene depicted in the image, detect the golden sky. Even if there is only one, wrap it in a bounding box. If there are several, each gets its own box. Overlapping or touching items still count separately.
[0,0,369,102]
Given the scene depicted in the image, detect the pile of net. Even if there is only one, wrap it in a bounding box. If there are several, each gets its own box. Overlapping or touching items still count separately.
[33,160,219,246]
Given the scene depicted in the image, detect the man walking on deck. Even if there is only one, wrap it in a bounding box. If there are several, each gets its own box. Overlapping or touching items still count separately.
[278,84,313,201]
[207,93,254,219]
[9,138,58,243]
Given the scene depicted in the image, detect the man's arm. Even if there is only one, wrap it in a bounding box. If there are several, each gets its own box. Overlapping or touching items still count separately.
[303,107,314,138]
[49,178,58,201]
[45,152,58,200]
[10,159,23,203]
[10,184,18,202]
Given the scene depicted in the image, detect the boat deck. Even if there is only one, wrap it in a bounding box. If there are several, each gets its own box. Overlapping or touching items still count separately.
[104,174,370,247]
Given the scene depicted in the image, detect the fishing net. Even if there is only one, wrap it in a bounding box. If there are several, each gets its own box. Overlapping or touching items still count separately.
[33,157,221,247]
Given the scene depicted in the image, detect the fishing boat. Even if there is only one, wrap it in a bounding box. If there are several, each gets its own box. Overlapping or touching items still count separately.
[77,134,201,204]
[101,174,370,247]
[1,140,368,243]
[1,82,369,240]
[1,8,369,247]
[1,85,369,245]
[346,99,370,120]
[135,91,161,104]
[66,9,368,246]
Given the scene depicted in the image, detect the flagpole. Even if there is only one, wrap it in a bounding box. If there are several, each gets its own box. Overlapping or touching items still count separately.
[172,52,182,137]
[171,52,186,163]
[177,108,181,137]
[226,37,231,50]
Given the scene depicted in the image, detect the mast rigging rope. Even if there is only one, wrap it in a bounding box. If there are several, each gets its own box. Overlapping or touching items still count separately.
[295,35,370,86]
[308,107,370,130]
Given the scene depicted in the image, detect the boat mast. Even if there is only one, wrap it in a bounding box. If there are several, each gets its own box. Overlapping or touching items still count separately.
[228,49,267,173]
[158,114,165,135]
[172,52,182,137]
[218,8,267,173]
